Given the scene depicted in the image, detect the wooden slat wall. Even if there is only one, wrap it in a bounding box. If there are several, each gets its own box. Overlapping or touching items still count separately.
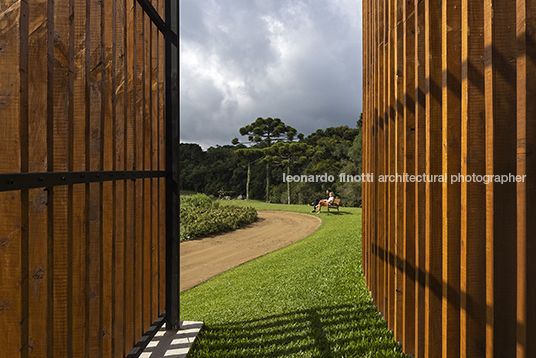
[0,1,166,356]
[362,0,536,357]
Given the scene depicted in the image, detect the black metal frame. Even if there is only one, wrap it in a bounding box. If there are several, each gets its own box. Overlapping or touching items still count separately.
[164,0,180,331]
[0,171,165,192]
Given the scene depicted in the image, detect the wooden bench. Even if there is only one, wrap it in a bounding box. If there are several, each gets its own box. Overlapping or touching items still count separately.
[327,198,341,214]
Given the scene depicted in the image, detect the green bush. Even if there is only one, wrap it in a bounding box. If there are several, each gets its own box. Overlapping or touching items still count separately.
[180,205,257,240]
[180,193,215,209]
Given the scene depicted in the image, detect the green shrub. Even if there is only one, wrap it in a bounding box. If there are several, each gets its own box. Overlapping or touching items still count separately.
[180,205,257,240]
[180,193,215,209]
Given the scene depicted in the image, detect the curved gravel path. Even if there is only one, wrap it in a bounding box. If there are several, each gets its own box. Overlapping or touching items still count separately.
[180,210,322,292]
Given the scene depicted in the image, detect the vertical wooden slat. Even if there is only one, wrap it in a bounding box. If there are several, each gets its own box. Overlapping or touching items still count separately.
[387,0,396,333]
[372,5,376,305]
[414,1,427,356]
[402,0,416,353]
[424,0,443,356]
[113,0,126,356]
[66,0,75,356]
[363,0,369,292]
[124,0,136,349]
[73,1,88,357]
[382,0,389,322]
[376,0,385,319]
[441,1,462,357]
[143,8,152,333]
[53,0,71,355]
[484,0,518,356]
[460,0,486,356]
[27,0,50,355]
[88,0,104,355]
[516,1,536,357]
[0,1,23,355]
[102,0,114,356]
[394,0,404,342]
[150,5,160,322]
[134,0,144,341]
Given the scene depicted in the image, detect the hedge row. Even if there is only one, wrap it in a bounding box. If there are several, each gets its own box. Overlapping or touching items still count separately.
[180,205,258,241]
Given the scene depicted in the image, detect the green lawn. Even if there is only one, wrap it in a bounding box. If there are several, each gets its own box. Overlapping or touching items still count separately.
[180,201,407,358]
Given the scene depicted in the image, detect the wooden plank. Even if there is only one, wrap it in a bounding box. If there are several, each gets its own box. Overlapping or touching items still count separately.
[394,0,404,342]
[124,0,136,349]
[370,0,376,304]
[113,0,126,356]
[88,0,104,355]
[402,0,416,353]
[413,1,427,356]
[424,0,443,356]
[52,1,72,355]
[484,0,518,356]
[150,13,159,322]
[381,0,389,321]
[516,1,536,357]
[376,0,385,318]
[364,0,369,291]
[102,1,114,356]
[0,0,23,354]
[460,0,486,356]
[134,0,144,341]
[386,0,396,333]
[143,8,152,332]
[441,1,462,357]
[27,0,50,355]
[72,1,88,357]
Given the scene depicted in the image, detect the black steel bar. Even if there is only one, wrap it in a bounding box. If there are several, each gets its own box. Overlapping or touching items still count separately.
[136,0,165,34]
[0,170,165,192]
[165,0,180,331]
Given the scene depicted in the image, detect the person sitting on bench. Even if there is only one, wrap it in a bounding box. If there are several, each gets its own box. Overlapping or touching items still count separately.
[310,189,330,213]
[314,191,335,214]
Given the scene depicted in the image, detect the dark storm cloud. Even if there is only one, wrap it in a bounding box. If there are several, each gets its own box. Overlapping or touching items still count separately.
[180,0,363,149]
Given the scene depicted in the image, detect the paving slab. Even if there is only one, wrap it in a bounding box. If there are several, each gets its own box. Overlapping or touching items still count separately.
[138,321,203,358]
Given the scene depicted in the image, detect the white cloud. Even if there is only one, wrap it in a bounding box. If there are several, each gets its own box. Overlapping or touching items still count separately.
[180,0,363,149]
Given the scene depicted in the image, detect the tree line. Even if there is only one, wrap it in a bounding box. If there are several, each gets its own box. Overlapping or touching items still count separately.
[180,116,363,207]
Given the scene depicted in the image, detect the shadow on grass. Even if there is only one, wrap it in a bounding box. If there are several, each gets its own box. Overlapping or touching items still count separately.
[188,304,408,358]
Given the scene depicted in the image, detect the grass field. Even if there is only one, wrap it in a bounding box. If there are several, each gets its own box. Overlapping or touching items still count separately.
[180,200,408,357]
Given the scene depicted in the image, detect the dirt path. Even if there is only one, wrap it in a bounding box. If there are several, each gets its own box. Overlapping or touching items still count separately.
[180,210,322,292]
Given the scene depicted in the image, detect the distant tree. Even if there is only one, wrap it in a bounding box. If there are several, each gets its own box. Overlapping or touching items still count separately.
[232,117,303,202]
[264,142,312,204]
[234,148,264,200]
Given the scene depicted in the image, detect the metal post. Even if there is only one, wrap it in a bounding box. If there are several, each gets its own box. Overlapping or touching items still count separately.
[165,0,180,330]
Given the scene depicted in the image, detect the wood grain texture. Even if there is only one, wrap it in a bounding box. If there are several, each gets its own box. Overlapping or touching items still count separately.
[414,1,426,356]
[0,2,24,355]
[27,0,50,356]
[516,2,536,358]
[484,0,518,356]
[386,0,396,333]
[102,1,114,356]
[402,0,416,353]
[124,0,136,349]
[394,0,405,342]
[441,1,462,357]
[460,0,486,356]
[113,0,126,356]
[424,0,443,356]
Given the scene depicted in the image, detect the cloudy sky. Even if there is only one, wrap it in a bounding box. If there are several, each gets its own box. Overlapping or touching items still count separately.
[180,0,363,149]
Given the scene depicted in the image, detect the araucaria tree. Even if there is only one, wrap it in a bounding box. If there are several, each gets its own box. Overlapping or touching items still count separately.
[264,142,312,204]
[232,117,303,202]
